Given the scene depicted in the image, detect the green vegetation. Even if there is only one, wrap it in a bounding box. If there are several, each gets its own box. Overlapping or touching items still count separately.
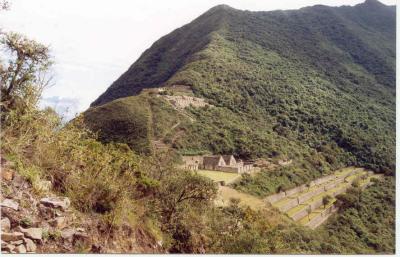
[87,1,395,187]
[216,186,268,210]
[197,170,240,184]
[83,93,188,154]
[1,0,395,254]
[321,177,395,253]
[0,30,217,252]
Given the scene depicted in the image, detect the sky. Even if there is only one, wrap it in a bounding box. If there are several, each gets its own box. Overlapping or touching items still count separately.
[0,0,396,120]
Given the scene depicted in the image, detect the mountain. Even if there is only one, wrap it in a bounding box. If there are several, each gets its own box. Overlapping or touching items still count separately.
[92,0,395,106]
[84,0,395,192]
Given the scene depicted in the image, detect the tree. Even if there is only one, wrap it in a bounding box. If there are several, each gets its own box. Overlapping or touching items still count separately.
[0,32,52,111]
[306,205,312,221]
[157,172,217,226]
[322,195,333,208]
[351,178,361,188]
[277,185,286,193]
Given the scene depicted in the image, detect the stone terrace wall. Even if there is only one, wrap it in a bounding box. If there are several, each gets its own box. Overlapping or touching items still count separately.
[307,212,323,229]
[216,166,240,173]
[298,187,325,204]
[337,168,358,180]
[309,175,335,187]
[285,185,307,197]
[309,198,323,210]
[324,178,344,191]
[307,204,339,229]
[279,198,299,212]
[332,185,349,197]
[320,204,338,218]
[266,192,286,204]
[291,207,309,221]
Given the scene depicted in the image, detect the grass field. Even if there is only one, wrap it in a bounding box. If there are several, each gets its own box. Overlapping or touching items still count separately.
[215,186,267,210]
[197,169,241,184]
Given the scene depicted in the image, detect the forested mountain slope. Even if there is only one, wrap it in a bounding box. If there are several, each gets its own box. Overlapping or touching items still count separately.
[86,0,395,186]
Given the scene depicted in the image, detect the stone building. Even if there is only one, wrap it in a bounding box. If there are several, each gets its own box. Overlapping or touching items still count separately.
[203,156,226,170]
[181,156,203,171]
[182,154,254,174]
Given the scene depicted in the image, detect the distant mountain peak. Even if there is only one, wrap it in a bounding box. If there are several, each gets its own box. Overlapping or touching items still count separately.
[206,4,236,14]
[210,4,234,10]
[363,0,385,6]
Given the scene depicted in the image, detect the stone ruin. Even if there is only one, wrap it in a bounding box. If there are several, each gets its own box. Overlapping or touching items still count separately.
[181,155,254,174]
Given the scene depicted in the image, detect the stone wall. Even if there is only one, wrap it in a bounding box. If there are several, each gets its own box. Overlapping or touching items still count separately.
[307,204,339,229]
[320,204,338,218]
[164,95,209,109]
[291,207,309,221]
[216,166,240,173]
[298,187,325,204]
[337,168,358,180]
[279,198,299,212]
[324,178,344,191]
[309,175,335,187]
[307,213,323,229]
[309,198,323,210]
[241,165,254,173]
[332,185,349,197]
[182,156,203,171]
[285,185,307,197]
[266,192,286,204]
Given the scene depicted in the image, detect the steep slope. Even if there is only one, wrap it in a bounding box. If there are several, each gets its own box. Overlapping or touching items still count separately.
[84,93,189,154]
[85,0,395,187]
[91,5,231,107]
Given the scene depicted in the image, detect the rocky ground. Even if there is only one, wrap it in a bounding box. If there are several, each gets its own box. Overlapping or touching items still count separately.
[0,156,163,253]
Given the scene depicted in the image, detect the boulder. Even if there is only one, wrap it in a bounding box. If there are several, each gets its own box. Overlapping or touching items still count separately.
[1,218,10,232]
[1,232,24,242]
[17,226,42,241]
[15,244,26,253]
[49,217,66,229]
[24,238,36,252]
[74,232,89,240]
[91,243,102,253]
[9,240,23,245]
[1,243,15,252]
[38,204,56,220]
[13,175,29,189]
[36,180,52,192]
[1,169,14,181]
[0,199,19,211]
[40,197,70,211]
[61,228,75,243]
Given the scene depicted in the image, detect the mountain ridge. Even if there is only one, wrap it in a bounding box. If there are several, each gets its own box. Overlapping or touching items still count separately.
[85,0,395,187]
[91,0,395,107]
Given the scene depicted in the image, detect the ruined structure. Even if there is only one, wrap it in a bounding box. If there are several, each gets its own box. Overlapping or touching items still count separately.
[181,155,254,174]
[266,168,381,229]
[181,156,203,171]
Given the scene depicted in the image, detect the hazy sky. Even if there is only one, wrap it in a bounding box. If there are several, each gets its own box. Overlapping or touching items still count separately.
[0,0,396,119]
